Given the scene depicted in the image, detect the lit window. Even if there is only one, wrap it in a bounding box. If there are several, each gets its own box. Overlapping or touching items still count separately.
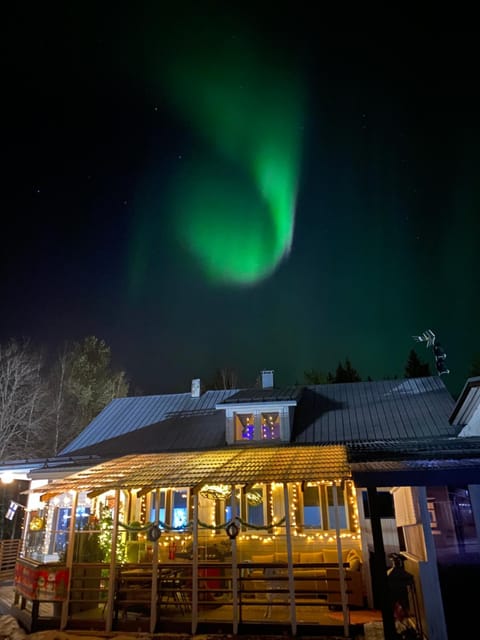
[150,489,188,528]
[234,411,282,442]
[235,413,255,440]
[246,485,265,526]
[327,486,348,529]
[303,485,322,528]
[150,490,166,526]
[172,490,188,528]
[261,412,280,440]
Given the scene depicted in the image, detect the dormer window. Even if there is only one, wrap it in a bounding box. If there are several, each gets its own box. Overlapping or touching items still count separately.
[234,411,281,441]
[217,387,299,445]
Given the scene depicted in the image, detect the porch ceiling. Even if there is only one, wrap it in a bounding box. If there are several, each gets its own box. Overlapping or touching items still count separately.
[37,445,350,499]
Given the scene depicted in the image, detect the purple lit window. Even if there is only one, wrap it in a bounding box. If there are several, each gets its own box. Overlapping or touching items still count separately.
[235,413,255,440]
[261,412,280,440]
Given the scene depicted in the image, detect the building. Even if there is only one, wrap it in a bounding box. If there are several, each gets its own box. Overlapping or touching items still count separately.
[9,373,480,639]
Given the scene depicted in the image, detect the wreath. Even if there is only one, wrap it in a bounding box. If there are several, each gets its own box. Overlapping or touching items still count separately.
[29,516,44,531]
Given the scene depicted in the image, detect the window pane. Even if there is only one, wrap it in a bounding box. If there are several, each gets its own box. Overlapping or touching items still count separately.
[327,486,347,529]
[150,490,166,526]
[261,412,280,440]
[303,485,322,528]
[247,486,265,526]
[172,490,188,528]
[235,413,255,440]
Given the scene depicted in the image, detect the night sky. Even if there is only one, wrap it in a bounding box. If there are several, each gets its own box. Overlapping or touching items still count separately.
[2,11,479,397]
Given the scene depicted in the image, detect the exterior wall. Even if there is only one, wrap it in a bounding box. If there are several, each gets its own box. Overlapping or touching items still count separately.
[356,487,401,608]
[468,484,480,548]
[394,487,447,640]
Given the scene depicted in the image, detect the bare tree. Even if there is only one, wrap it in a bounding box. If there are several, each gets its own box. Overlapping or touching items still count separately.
[0,336,130,460]
[0,340,49,459]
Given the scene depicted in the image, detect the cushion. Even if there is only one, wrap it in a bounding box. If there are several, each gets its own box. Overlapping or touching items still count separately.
[322,548,340,563]
[346,548,362,571]
[274,552,299,563]
[299,551,324,564]
[251,554,274,564]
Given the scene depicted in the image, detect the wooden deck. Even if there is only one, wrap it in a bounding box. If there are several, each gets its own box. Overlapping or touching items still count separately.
[1,579,381,636]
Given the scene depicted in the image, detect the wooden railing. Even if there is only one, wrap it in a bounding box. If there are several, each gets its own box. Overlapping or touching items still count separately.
[0,539,21,580]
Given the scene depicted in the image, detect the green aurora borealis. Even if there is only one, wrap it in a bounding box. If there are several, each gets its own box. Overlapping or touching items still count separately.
[3,10,480,398]
[154,25,304,285]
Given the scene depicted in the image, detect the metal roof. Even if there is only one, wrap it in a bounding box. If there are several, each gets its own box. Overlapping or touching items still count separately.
[351,457,480,487]
[218,387,302,404]
[60,389,238,455]
[65,410,227,458]
[37,445,350,499]
[292,377,456,444]
[347,436,480,462]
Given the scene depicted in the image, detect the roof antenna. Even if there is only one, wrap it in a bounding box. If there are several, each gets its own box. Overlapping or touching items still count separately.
[413,329,450,376]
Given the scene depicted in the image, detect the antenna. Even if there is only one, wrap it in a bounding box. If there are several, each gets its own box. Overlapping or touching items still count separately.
[413,329,450,376]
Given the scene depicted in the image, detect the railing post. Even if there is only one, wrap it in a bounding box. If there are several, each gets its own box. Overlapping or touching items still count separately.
[333,482,349,637]
[61,490,78,630]
[231,488,239,635]
[283,482,297,636]
[191,491,199,635]
[150,488,161,634]
[105,488,120,632]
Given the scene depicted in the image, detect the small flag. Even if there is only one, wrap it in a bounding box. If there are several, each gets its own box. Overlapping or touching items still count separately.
[5,501,19,520]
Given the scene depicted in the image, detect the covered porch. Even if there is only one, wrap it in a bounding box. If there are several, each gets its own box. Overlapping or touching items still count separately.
[15,445,375,636]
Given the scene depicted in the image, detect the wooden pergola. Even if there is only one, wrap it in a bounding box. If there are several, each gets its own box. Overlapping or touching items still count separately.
[26,445,354,636]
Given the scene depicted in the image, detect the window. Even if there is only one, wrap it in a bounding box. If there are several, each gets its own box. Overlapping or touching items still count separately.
[261,412,280,440]
[301,484,350,530]
[303,485,322,528]
[235,413,255,440]
[246,485,265,526]
[150,490,166,526]
[150,489,188,528]
[172,489,188,528]
[327,486,348,529]
[234,410,281,442]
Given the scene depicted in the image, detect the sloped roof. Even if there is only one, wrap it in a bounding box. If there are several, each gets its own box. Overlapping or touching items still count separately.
[60,377,456,461]
[292,377,456,444]
[60,389,238,455]
[347,435,480,462]
[218,386,302,404]
[351,457,480,487]
[37,445,350,499]
[67,410,227,457]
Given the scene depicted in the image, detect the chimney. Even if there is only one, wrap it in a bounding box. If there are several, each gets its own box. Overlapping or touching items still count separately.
[261,370,274,389]
[191,378,201,398]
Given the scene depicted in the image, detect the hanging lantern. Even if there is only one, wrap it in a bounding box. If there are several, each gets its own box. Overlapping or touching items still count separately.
[29,516,45,531]
[245,488,263,506]
[199,485,232,501]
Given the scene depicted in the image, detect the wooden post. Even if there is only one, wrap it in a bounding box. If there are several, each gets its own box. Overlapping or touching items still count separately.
[231,488,239,635]
[283,482,297,636]
[60,490,78,630]
[191,491,199,635]
[105,489,120,632]
[333,483,349,638]
[150,488,160,634]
